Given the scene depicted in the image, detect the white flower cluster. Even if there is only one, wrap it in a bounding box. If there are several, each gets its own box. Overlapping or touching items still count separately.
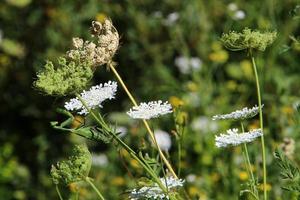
[174,56,202,74]
[127,101,173,120]
[227,3,246,20]
[212,105,262,121]
[64,81,117,115]
[215,128,263,148]
[130,176,184,200]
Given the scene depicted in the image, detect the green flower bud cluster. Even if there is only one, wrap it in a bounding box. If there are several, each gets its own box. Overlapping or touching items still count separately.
[34,57,93,96]
[50,145,92,185]
[221,28,277,51]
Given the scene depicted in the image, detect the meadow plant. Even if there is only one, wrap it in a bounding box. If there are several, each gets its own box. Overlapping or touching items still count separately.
[35,19,184,200]
[214,28,277,200]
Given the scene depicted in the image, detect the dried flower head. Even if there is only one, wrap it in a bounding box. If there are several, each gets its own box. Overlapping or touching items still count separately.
[65,81,117,115]
[212,105,262,121]
[127,101,173,120]
[221,28,277,51]
[34,57,93,96]
[50,145,92,185]
[130,176,184,200]
[215,128,263,148]
[67,20,119,66]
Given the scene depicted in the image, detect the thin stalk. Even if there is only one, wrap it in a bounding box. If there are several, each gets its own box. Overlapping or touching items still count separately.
[85,177,105,200]
[76,94,176,199]
[55,185,64,200]
[250,52,267,200]
[241,122,258,198]
[177,140,182,176]
[108,63,178,178]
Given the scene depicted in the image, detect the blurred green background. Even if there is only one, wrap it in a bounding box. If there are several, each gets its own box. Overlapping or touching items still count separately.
[0,0,300,199]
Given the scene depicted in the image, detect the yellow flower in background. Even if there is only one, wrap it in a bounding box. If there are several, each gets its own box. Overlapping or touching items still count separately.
[130,159,140,169]
[188,186,201,197]
[69,182,79,192]
[240,60,253,80]
[239,171,248,181]
[169,96,184,107]
[226,80,238,91]
[211,172,220,182]
[0,54,11,67]
[281,106,294,115]
[120,148,129,158]
[249,120,260,129]
[209,50,229,63]
[95,13,107,23]
[259,183,272,192]
[211,41,223,51]
[111,176,126,186]
[186,82,198,92]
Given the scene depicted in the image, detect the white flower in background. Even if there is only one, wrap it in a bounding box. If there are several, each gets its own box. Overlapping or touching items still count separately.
[234,10,246,20]
[191,116,218,133]
[215,128,263,148]
[212,105,262,121]
[174,56,202,74]
[186,174,197,183]
[163,12,179,26]
[64,81,117,115]
[116,126,128,138]
[92,153,108,167]
[127,101,173,119]
[153,11,163,18]
[227,3,238,11]
[130,176,184,200]
[152,130,172,152]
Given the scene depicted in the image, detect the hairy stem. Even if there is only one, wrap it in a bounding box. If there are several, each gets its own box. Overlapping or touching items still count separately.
[108,63,178,178]
[250,52,267,200]
[85,177,105,200]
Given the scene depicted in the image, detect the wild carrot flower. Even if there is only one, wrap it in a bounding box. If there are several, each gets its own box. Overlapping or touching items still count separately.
[215,128,263,148]
[127,101,173,119]
[212,105,262,121]
[221,28,277,51]
[130,176,184,200]
[64,81,117,115]
[35,57,93,96]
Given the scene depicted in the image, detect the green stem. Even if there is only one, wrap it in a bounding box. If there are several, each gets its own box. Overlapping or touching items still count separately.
[85,177,105,200]
[177,140,182,176]
[241,122,258,198]
[250,52,267,200]
[55,185,64,200]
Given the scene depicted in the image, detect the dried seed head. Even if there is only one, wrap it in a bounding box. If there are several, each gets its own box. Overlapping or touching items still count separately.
[67,19,119,67]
